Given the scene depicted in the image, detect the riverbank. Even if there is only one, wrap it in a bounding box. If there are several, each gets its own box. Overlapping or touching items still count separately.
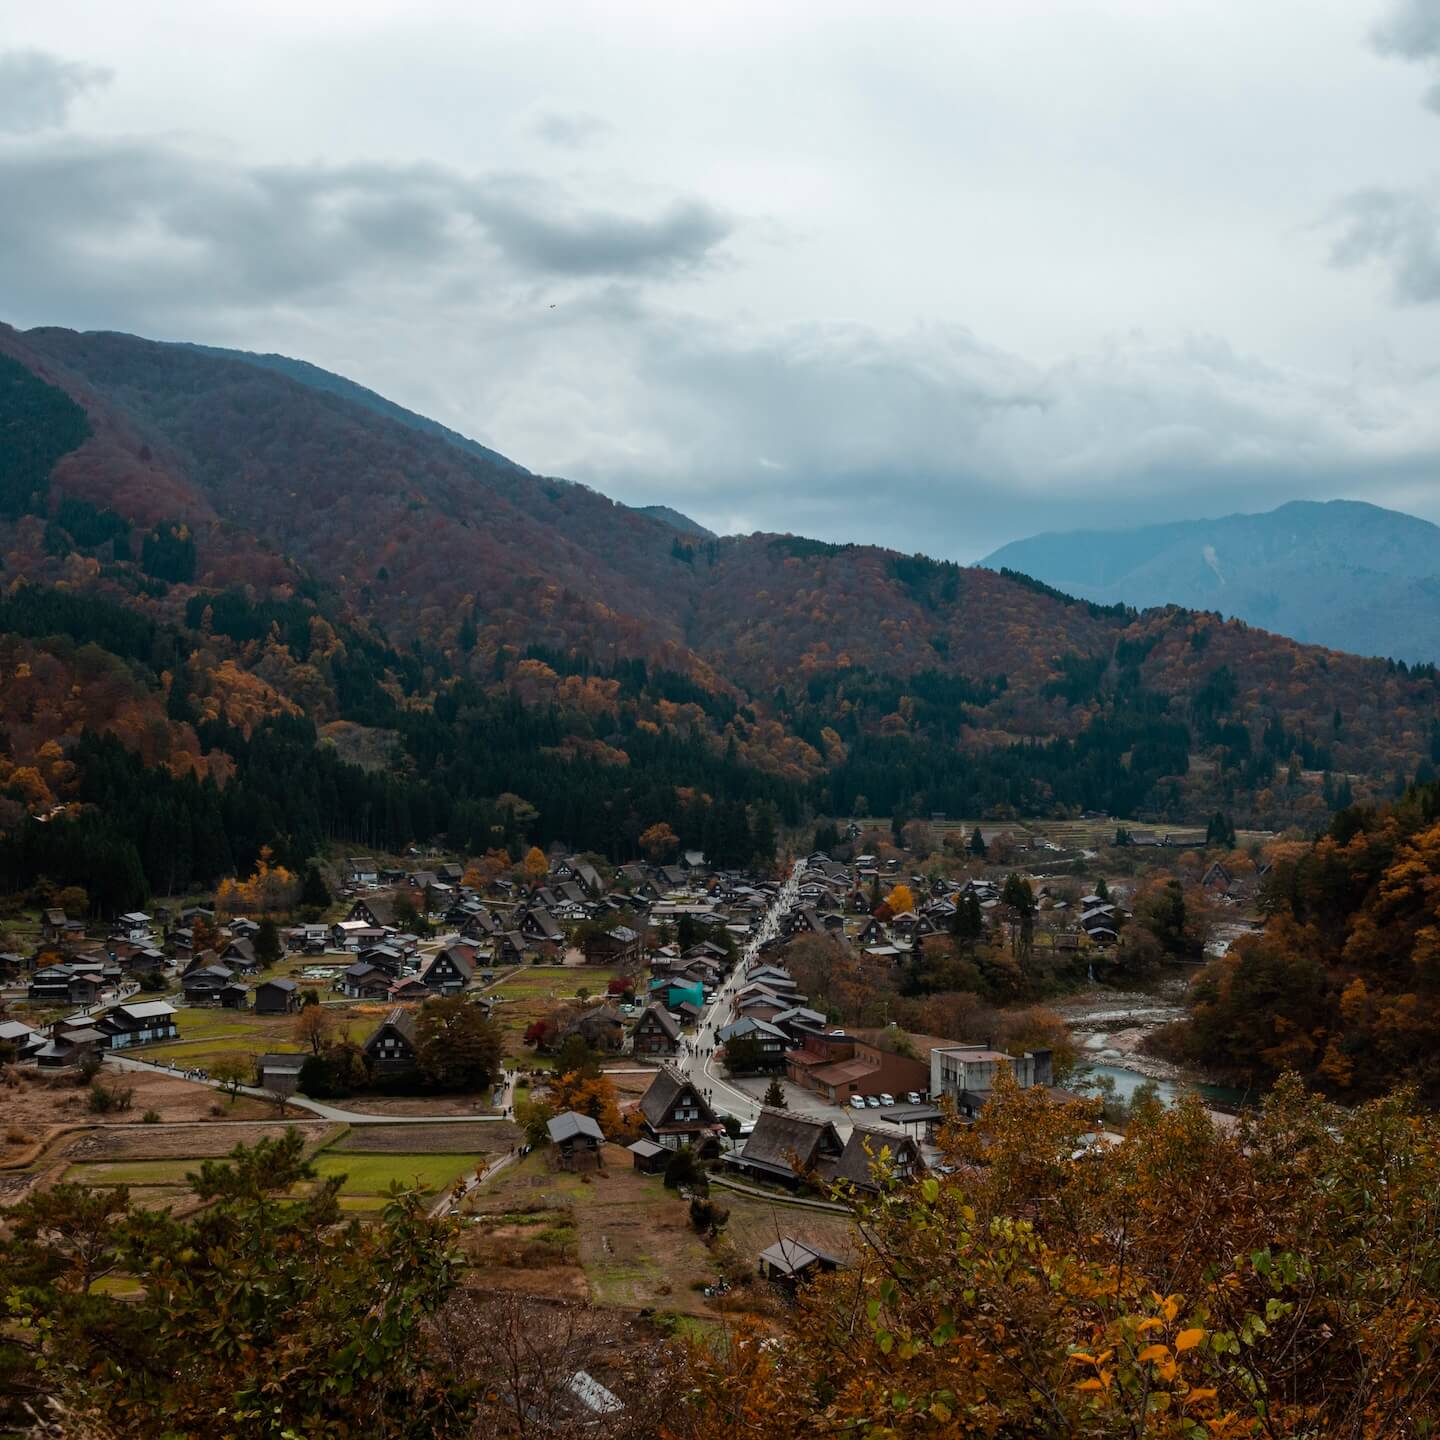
[1053,976,1248,1110]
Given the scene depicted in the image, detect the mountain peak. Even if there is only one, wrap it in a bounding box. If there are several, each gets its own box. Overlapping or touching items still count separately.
[982,498,1440,662]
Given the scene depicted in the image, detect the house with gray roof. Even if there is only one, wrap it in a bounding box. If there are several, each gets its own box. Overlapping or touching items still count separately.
[631,1002,682,1058]
[547,1110,605,1170]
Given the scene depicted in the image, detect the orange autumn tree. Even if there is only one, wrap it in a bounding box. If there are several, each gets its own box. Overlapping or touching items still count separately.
[546,1070,623,1138]
[217,845,299,917]
[521,846,549,884]
[1172,783,1440,1102]
[670,1074,1440,1439]
[639,821,680,863]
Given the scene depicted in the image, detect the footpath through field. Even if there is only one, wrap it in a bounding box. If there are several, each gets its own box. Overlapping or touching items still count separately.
[104,1054,512,1125]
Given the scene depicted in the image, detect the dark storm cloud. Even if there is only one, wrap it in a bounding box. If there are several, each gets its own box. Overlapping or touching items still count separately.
[0,48,111,134]
[0,135,732,328]
[1373,0,1440,109]
[1328,187,1440,304]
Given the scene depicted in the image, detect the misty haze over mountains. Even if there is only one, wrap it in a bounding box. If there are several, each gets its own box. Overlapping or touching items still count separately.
[186,341,1440,669]
[984,500,1440,665]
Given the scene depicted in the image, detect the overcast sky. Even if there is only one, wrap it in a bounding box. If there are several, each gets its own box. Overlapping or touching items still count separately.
[3,0,1440,558]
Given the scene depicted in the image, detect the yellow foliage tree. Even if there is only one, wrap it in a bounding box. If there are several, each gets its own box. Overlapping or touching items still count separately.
[522,846,549,883]
[885,883,916,916]
[218,845,298,917]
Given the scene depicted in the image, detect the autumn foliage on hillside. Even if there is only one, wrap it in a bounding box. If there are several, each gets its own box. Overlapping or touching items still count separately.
[3,321,1440,908]
[673,1076,1440,1439]
[1167,781,1440,1101]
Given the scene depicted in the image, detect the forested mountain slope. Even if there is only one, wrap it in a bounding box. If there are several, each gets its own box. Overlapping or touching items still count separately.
[2,321,1438,910]
[983,500,1440,663]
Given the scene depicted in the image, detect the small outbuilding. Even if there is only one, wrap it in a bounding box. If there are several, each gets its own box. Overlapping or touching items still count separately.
[547,1110,605,1171]
[254,978,301,1015]
[626,1138,668,1175]
[758,1237,845,1289]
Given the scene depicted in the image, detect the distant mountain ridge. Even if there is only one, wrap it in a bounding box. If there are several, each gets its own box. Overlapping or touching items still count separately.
[633,505,716,539]
[3,318,1438,890]
[182,342,716,540]
[982,499,1440,663]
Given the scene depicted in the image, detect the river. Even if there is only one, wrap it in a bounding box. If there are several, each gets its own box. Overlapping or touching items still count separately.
[1054,980,1250,1111]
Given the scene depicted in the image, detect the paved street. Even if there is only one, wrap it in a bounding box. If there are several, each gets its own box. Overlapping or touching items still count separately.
[673,859,856,1138]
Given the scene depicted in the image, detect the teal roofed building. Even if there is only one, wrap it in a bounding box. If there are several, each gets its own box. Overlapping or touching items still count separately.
[649,976,704,1012]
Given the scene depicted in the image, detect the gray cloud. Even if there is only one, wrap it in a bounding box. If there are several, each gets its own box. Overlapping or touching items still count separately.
[530,109,610,148]
[0,136,732,329]
[1328,187,1440,303]
[453,292,1440,559]
[0,48,111,133]
[3,37,1439,563]
[1323,4,1440,305]
[473,186,729,276]
[1373,0,1440,109]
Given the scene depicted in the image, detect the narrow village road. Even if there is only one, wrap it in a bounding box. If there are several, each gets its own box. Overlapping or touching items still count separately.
[672,858,805,1126]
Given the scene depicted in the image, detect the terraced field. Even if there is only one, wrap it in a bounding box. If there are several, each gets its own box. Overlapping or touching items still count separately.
[462,1145,719,1313]
[307,1150,481,1202]
[57,1122,493,1217]
[331,1122,518,1154]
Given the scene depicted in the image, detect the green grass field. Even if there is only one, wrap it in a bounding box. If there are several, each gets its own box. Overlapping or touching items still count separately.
[307,1151,480,1196]
[67,1159,206,1186]
[68,1148,483,1211]
[146,1035,297,1063]
[489,968,619,1000]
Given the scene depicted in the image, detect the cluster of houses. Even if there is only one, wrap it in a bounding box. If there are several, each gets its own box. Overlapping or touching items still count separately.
[0,999,179,1069]
[773,852,1130,970]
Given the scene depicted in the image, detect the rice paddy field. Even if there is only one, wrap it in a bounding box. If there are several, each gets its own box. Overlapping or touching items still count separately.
[57,1119,514,1217]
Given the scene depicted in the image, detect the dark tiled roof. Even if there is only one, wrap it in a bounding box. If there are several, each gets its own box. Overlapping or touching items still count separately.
[736,1108,843,1175]
[636,1002,681,1042]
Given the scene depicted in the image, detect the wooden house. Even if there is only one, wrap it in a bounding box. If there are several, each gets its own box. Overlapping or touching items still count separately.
[631,1002,682,1057]
[363,1008,420,1077]
[758,1237,845,1289]
[254,978,301,1015]
[547,1111,605,1171]
[637,1068,723,1152]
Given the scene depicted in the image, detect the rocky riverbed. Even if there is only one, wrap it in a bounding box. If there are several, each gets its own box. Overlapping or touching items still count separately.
[1053,981,1194,1086]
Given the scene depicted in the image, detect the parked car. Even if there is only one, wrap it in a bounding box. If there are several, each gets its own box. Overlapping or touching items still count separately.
[878,1093,896,1106]
[905,1091,923,1105]
[849,1095,868,1111]
[865,1095,881,1108]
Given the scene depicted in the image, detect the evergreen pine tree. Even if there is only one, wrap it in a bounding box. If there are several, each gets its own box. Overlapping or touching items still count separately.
[255,918,282,968]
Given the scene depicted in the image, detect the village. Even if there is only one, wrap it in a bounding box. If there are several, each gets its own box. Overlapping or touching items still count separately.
[0,814,1270,1418]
